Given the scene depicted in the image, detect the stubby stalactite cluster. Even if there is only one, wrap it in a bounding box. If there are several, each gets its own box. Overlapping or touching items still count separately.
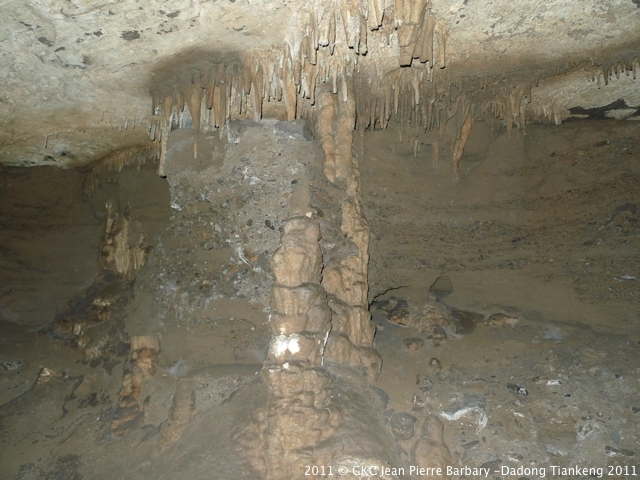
[148,0,639,181]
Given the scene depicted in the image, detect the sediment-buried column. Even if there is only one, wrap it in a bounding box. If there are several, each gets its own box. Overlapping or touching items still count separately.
[263,217,340,479]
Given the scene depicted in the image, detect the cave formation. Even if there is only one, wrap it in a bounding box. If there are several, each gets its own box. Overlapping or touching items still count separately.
[1,0,639,479]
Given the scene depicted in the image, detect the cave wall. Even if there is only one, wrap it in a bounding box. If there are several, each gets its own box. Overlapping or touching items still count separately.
[362,119,640,325]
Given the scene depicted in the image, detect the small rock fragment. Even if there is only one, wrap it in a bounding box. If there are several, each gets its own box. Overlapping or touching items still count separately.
[605,446,635,457]
[461,440,480,449]
[372,386,389,410]
[416,374,434,392]
[546,443,568,456]
[389,412,417,440]
[448,307,483,335]
[403,337,424,354]
[414,302,449,334]
[441,393,487,421]
[1,361,21,371]
[576,417,604,440]
[387,299,411,327]
[487,313,519,328]
[507,382,528,396]
[480,459,502,470]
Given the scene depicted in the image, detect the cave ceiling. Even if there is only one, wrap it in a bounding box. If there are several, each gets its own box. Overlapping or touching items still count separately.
[1,0,639,167]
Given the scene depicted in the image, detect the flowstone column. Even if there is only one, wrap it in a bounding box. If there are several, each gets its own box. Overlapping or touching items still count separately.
[316,81,382,383]
[263,217,340,479]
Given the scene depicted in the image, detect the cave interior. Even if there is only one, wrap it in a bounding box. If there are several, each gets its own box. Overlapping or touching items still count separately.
[0,0,639,479]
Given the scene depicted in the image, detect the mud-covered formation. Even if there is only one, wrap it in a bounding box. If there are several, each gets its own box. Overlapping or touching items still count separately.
[42,198,149,363]
[1,0,640,478]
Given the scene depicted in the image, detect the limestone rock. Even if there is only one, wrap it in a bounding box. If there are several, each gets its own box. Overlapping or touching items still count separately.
[389,411,417,440]
[386,299,412,327]
[403,337,424,354]
[414,302,450,337]
[487,313,520,328]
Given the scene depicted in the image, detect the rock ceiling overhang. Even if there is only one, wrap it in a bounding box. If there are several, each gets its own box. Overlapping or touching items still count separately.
[0,0,638,168]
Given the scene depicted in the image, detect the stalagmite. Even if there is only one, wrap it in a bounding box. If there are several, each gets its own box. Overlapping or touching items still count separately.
[110,335,160,436]
[159,379,196,450]
[412,415,452,480]
[263,217,336,480]
[334,78,356,179]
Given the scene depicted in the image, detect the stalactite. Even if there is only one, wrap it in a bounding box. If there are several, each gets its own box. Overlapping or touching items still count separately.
[452,113,473,180]
[84,146,155,196]
[435,23,446,68]
[148,9,639,176]
[432,140,439,166]
[252,63,264,120]
[281,47,298,122]
[341,0,360,51]
[185,78,202,159]
[367,0,384,30]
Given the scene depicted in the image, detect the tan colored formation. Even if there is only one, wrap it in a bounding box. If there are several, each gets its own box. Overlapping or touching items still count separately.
[159,379,197,450]
[395,0,446,68]
[263,217,340,479]
[83,146,155,196]
[101,200,149,280]
[412,414,452,480]
[314,77,382,380]
[149,0,639,179]
[260,72,386,477]
[110,335,160,436]
[45,198,149,363]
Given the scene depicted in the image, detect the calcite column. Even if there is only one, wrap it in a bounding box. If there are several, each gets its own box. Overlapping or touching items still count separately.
[110,335,160,435]
[263,217,339,479]
[317,80,382,383]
